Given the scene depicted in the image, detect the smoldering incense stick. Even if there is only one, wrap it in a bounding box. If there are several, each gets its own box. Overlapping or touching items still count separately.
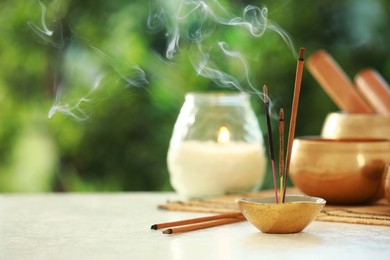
[283,47,305,202]
[263,85,279,203]
[278,108,285,203]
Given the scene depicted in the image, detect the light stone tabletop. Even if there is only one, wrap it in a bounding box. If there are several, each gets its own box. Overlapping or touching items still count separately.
[1,192,390,260]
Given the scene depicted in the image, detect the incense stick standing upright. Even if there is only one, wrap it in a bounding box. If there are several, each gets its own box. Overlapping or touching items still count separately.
[263,85,278,203]
[278,108,285,203]
[283,48,305,202]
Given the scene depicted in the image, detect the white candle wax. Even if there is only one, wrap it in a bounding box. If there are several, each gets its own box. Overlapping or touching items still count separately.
[167,140,266,198]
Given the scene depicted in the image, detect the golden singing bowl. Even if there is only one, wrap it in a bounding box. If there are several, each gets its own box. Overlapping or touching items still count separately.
[384,164,390,203]
[237,195,326,234]
[290,137,390,204]
[321,112,390,140]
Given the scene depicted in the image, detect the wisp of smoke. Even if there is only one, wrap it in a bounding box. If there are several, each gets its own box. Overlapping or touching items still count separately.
[149,0,297,103]
[27,0,64,48]
[30,0,296,120]
[28,0,148,121]
[46,40,149,121]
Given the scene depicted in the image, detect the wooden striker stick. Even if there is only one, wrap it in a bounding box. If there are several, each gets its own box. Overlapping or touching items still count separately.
[355,68,390,115]
[306,49,374,113]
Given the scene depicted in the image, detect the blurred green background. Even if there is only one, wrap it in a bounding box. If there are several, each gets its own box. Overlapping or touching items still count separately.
[0,0,389,192]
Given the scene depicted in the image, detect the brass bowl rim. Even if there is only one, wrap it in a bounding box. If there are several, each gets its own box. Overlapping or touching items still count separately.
[295,136,390,143]
[237,195,326,205]
[327,112,390,120]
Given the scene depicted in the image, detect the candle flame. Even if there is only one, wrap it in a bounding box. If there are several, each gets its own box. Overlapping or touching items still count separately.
[217,126,230,144]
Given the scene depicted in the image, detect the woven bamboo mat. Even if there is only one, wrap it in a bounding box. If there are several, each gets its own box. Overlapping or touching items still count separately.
[158,188,390,227]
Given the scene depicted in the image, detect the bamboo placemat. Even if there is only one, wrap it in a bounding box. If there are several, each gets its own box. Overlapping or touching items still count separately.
[158,188,390,227]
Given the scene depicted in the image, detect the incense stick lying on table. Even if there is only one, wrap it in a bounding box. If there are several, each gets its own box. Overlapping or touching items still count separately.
[151,212,245,234]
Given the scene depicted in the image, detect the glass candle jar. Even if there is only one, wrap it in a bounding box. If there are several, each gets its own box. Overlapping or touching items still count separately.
[167,92,266,198]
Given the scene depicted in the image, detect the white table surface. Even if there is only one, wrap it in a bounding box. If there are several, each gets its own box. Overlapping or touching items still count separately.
[1,192,390,260]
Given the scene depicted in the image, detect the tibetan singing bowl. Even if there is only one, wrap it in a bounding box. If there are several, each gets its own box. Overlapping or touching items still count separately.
[237,195,326,234]
[290,137,390,204]
[384,164,390,203]
[321,112,390,140]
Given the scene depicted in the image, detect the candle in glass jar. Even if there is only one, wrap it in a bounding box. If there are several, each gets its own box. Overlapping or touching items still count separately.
[167,92,266,198]
[167,140,266,198]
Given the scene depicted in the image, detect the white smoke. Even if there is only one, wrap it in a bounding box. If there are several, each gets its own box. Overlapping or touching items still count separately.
[149,0,297,100]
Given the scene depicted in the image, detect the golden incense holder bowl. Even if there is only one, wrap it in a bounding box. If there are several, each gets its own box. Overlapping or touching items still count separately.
[237,195,326,234]
[290,137,390,204]
[321,112,390,140]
